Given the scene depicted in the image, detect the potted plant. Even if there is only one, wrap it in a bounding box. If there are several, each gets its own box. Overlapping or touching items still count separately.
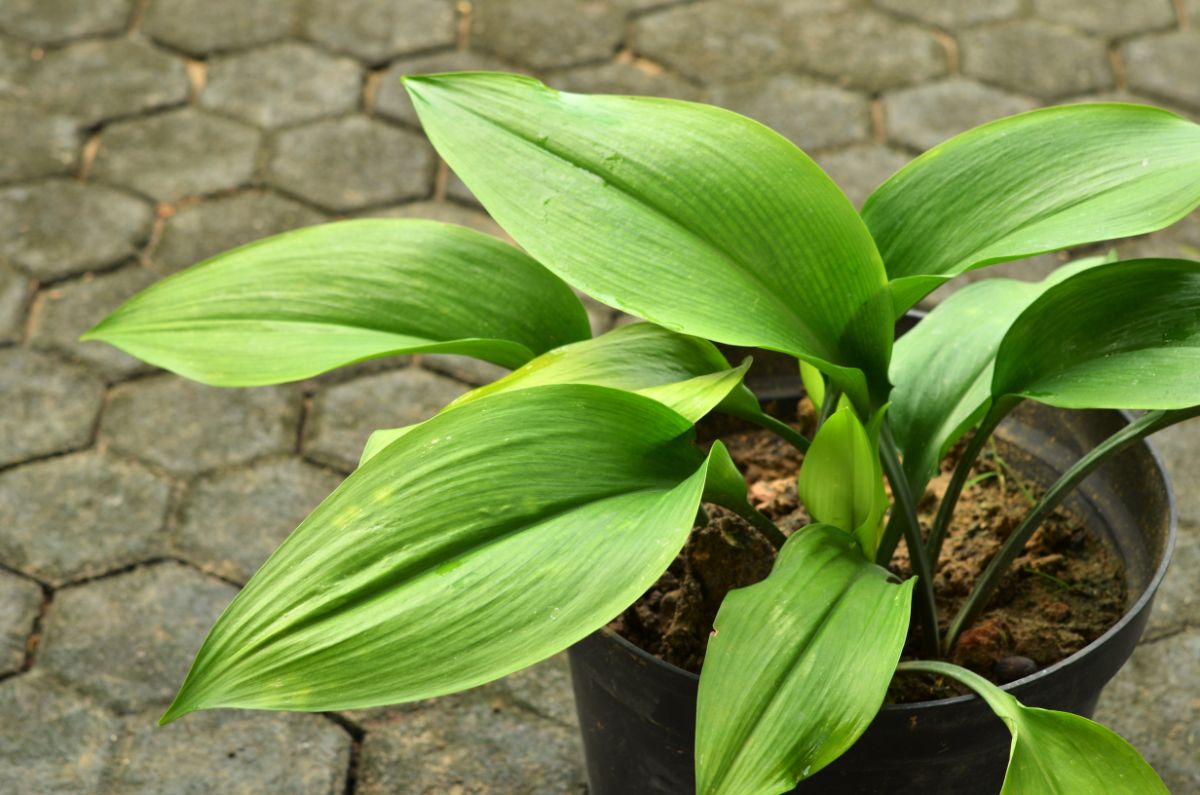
[82,73,1200,793]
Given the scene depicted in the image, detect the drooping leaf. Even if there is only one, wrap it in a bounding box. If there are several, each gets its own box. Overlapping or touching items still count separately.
[405,71,893,410]
[162,385,720,721]
[696,525,913,794]
[863,103,1200,313]
[82,219,591,386]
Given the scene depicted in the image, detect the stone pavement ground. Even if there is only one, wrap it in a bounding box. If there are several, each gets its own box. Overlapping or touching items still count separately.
[0,0,1198,791]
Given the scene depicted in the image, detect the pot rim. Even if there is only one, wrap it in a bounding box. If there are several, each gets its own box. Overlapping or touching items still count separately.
[597,409,1179,713]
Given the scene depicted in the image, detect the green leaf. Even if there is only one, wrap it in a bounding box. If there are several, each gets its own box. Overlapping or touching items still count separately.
[863,103,1200,313]
[900,661,1167,795]
[163,385,714,722]
[696,525,914,794]
[82,219,591,386]
[993,258,1200,410]
[405,71,893,410]
[799,360,825,410]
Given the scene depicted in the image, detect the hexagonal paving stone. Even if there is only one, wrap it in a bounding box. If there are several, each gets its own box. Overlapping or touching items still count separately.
[961,21,1112,101]
[1124,31,1200,112]
[268,115,435,212]
[0,672,121,794]
[201,42,362,130]
[418,354,510,388]
[0,263,31,345]
[374,50,525,128]
[143,0,299,56]
[0,179,152,280]
[0,349,104,467]
[1144,523,1199,641]
[367,200,505,238]
[25,38,188,127]
[1032,0,1176,38]
[302,0,457,65]
[152,192,327,275]
[102,377,300,477]
[1095,630,1200,794]
[0,34,32,95]
[0,100,80,184]
[305,367,468,470]
[883,78,1037,152]
[38,562,238,713]
[93,108,262,203]
[706,73,870,152]
[30,266,158,381]
[0,571,40,674]
[0,451,171,586]
[790,10,947,92]
[874,0,1020,29]
[814,144,911,208]
[546,59,702,100]
[109,709,351,794]
[1145,414,1200,527]
[173,458,342,583]
[0,0,133,45]
[473,0,625,70]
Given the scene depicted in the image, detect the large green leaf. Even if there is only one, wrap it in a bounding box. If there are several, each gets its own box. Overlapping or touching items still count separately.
[162,385,719,721]
[899,661,1167,794]
[992,258,1200,409]
[696,525,913,795]
[862,103,1200,313]
[82,219,591,386]
[405,71,893,410]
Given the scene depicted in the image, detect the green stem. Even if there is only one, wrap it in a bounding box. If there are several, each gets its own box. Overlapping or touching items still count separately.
[895,660,1012,712]
[749,411,810,453]
[743,504,787,550]
[926,404,1007,563]
[943,407,1198,653]
[817,384,842,427]
[875,510,904,567]
[879,422,941,658]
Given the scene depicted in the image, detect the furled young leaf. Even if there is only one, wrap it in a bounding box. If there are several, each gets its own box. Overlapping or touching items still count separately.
[82,219,591,386]
[162,385,721,721]
[405,71,893,410]
[900,661,1167,795]
[889,255,1110,487]
[696,525,913,795]
[992,258,1200,410]
[863,103,1200,313]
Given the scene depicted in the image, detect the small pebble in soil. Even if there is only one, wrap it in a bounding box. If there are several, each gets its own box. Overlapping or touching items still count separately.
[993,655,1039,683]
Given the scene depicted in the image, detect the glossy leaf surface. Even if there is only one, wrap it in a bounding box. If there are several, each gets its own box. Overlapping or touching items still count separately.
[696,525,913,794]
[406,71,893,409]
[83,219,591,386]
[163,385,715,721]
[863,104,1200,312]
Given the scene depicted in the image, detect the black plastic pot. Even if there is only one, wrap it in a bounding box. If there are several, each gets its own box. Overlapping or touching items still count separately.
[567,400,1176,794]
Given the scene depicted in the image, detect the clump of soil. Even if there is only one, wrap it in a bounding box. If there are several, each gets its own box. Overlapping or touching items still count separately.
[608,401,1128,702]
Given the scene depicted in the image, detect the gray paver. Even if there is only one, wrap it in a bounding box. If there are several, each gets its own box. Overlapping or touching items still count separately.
[419,355,511,388]
[1148,416,1200,527]
[0,451,170,586]
[1124,31,1200,112]
[305,367,468,470]
[93,108,262,203]
[31,266,158,380]
[25,38,188,127]
[302,0,457,65]
[790,11,947,92]
[814,144,911,208]
[38,562,238,713]
[268,115,435,212]
[883,78,1037,152]
[109,709,351,795]
[1095,630,1200,794]
[173,458,342,583]
[143,0,298,57]
[961,21,1113,100]
[367,200,505,238]
[0,100,80,184]
[0,0,133,44]
[706,73,870,153]
[0,35,31,95]
[201,42,362,130]
[474,0,625,70]
[152,192,326,275]
[0,571,40,674]
[0,349,104,467]
[547,59,702,100]
[102,376,300,477]
[1032,0,1176,38]
[1116,212,1200,262]
[375,51,526,128]
[0,179,152,281]
[0,263,30,344]
[874,0,1020,29]
[1145,524,1199,641]
[0,672,120,795]
[445,170,482,209]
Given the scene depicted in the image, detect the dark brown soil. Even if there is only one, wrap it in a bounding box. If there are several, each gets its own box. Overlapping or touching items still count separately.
[608,400,1127,702]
